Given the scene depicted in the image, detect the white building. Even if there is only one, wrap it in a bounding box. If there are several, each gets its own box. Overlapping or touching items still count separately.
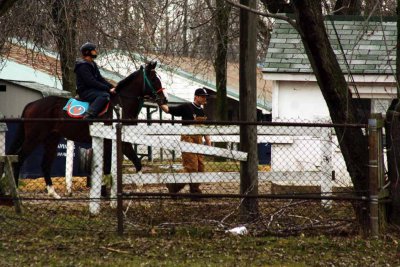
[262,17,396,122]
[260,16,396,188]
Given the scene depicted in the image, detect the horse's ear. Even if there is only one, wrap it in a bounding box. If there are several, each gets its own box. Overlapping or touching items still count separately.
[149,60,157,70]
[140,65,144,70]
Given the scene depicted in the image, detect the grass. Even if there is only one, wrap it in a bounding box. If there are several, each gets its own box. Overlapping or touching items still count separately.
[0,204,400,267]
[1,160,396,266]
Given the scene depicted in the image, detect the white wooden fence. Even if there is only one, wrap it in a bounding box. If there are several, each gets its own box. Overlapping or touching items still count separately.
[84,123,349,214]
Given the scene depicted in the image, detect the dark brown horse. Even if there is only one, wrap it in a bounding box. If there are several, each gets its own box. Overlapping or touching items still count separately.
[6,61,168,198]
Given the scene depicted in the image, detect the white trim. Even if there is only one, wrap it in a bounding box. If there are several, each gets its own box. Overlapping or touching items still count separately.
[272,80,280,119]
[263,72,396,84]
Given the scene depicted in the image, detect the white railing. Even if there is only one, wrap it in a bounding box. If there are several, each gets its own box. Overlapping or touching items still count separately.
[83,123,345,214]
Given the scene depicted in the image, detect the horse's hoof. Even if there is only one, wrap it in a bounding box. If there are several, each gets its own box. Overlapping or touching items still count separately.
[101,185,110,199]
[135,161,142,172]
[46,186,61,199]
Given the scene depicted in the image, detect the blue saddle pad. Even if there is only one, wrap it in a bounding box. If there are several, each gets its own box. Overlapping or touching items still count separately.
[63,98,89,118]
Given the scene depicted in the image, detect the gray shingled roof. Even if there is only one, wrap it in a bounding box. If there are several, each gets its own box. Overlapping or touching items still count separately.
[261,16,397,75]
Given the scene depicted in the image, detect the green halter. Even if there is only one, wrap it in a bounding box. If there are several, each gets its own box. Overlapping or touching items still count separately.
[143,68,157,92]
[138,68,157,115]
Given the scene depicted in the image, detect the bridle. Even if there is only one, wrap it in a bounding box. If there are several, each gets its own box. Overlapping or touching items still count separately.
[142,67,166,104]
[113,66,166,118]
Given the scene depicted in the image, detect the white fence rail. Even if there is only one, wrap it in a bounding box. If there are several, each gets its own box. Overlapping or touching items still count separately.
[84,123,345,214]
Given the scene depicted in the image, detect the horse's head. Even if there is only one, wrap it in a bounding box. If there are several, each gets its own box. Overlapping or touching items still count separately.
[142,61,168,105]
[115,61,169,118]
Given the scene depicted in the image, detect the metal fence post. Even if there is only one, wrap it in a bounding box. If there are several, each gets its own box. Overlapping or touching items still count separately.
[116,121,124,235]
[368,114,385,237]
[320,127,333,207]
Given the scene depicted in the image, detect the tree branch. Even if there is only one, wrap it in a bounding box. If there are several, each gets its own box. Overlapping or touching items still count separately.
[224,0,297,29]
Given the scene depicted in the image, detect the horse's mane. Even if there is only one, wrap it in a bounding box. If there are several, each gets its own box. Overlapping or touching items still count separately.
[116,69,140,90]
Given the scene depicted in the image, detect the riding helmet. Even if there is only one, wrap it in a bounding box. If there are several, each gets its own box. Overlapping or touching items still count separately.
[80,42,97,57]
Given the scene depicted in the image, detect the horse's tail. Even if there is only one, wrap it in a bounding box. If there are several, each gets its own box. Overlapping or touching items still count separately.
[6,123,24,155]
[5,103,31,155]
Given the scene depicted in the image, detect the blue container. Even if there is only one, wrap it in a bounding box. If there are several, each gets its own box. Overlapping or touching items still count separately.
[258,143,271,165]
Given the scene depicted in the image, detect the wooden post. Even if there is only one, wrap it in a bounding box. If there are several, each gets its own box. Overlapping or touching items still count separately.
[0,155,21,214]
[368,114,385,236]
[239,0,259,221]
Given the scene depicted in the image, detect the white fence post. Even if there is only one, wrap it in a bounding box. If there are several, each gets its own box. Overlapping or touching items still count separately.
[65,140,74,195]
[110,138,117,208]
[110,108,119,208]
[89,132,104,215]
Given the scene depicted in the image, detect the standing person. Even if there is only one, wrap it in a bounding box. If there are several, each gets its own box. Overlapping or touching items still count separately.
[74,42,116,119]
[160,88,212,195]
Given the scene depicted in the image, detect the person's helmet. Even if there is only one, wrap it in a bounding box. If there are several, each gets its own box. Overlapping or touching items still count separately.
[80,42,97,57]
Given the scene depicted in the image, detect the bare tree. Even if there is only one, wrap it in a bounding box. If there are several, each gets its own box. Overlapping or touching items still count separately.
[51,0,78,94]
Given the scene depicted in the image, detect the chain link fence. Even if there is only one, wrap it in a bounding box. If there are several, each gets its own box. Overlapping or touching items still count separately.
[0,118,371,236]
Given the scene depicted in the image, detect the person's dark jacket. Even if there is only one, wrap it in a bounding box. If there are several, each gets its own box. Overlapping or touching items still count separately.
[74,59,113,94]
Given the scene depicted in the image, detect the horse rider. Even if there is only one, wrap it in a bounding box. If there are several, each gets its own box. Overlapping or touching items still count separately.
[160,88,212,197]
[74,42,116,119]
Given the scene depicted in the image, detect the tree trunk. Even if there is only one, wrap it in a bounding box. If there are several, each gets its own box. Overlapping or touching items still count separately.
[385,100,400,225]
[291,0,369,229]
[0,0,17,16]
[239,0,259,221]
[214,0,231,121]
[385,0,400,225]
[182,0,189,56]
[52,0,77,94]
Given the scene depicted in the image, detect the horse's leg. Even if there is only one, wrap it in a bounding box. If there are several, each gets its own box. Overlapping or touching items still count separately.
[100,141,141,197]
[100,139,112,198]
[103,139,112,175]
[41,133,61,199]
[122,142,142,172]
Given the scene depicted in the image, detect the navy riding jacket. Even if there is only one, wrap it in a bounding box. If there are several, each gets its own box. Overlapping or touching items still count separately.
[74,59,113,94]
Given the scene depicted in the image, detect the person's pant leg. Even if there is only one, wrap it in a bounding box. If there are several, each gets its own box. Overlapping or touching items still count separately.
[80,90,110,116]
[189,154,203,193]
[89,91,110,116]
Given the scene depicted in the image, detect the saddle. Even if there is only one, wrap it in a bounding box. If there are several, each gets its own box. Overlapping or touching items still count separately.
[63,98,109,119]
